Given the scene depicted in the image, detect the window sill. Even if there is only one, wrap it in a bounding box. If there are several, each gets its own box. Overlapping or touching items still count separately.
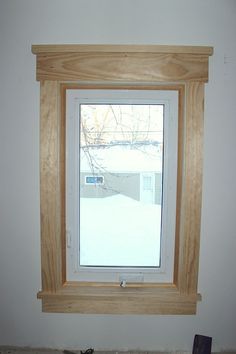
[37,282,201,314]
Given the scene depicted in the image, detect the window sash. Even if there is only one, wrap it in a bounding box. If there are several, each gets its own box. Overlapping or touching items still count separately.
[66,89,178,283]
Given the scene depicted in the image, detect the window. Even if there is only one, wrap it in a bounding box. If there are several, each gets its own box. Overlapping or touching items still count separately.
[32,44,213,314]
[66,89,178,283]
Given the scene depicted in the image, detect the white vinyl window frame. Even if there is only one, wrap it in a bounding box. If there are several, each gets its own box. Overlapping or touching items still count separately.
[32,44,213,314]
[66,89,178,283]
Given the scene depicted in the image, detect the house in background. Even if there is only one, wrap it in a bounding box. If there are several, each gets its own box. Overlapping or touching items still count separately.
[80,144,163,204]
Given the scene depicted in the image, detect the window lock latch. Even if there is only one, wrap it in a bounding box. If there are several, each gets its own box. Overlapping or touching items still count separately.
[120,280,127,288]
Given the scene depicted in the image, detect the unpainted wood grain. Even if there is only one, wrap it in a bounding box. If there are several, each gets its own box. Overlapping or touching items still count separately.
[173,85,185,286]
[40,81,63,292]
[32,44,213,55]
[41,295,197,314]
[38,81,204,313]
[35,52,210,82]
[59,84,67,284]
[178,82,204,294]
[34,44,212,314]
[38,284,201,302]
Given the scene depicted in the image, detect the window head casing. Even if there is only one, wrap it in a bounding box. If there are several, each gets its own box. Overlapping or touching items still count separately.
[32,44,213,314]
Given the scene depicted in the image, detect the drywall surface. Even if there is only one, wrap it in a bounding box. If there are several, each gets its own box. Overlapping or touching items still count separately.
[0,0,236,352]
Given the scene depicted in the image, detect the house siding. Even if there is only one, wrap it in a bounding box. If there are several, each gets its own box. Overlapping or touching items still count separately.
[80,172,162,204]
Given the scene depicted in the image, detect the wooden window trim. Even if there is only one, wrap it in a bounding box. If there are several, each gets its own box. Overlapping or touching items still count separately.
[32,45,213,314]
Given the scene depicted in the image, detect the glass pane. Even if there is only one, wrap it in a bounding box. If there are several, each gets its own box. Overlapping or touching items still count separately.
[79,104,163,267]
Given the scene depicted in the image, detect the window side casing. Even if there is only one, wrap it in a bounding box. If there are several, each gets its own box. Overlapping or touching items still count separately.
[32,44,213,314]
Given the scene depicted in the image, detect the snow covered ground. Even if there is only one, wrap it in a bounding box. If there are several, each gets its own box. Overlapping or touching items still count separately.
[80,194,161,267]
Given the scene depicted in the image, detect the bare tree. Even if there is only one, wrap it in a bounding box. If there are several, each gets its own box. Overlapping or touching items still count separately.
[80,104,163,194]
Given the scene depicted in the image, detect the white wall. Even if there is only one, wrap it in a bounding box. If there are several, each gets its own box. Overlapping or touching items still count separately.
[0,0,236,351]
